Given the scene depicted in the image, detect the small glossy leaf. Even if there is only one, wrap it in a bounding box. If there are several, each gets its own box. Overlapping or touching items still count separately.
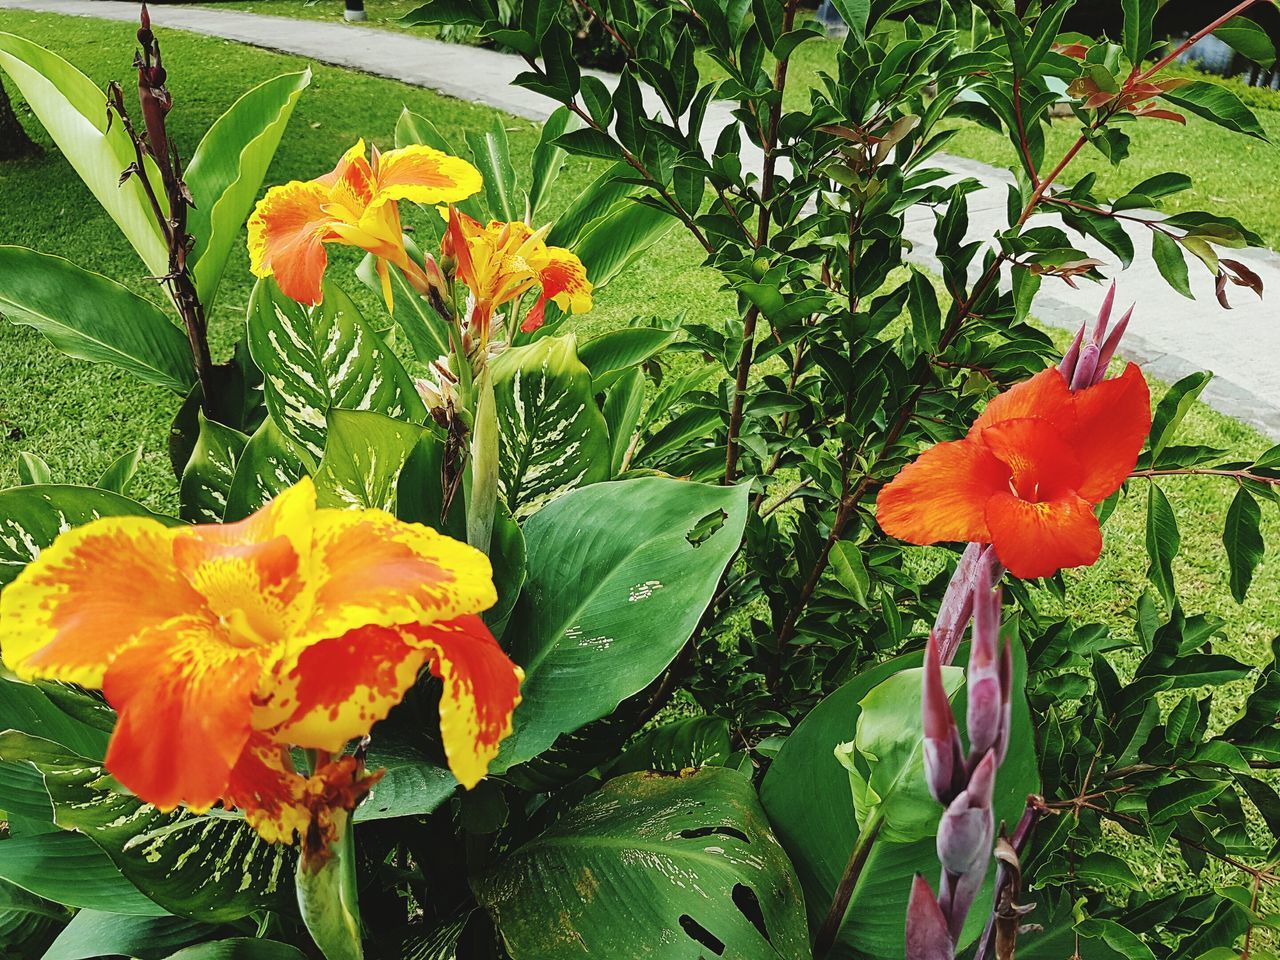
[1145,483,1181,609]
[1223,487,1264,603]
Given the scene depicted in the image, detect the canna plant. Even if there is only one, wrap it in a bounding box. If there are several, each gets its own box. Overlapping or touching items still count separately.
[2,1,1280,959]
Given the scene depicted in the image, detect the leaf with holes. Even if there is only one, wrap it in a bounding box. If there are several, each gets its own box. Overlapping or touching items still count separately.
[491,334,610,518]
[0,486,178,587]
[247,279,424,460]
[474,768,810,959]
[494,476,747,769]
[0,732,293,921]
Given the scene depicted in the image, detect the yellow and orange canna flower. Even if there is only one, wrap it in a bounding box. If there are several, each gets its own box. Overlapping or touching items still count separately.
[0,478,522,848]
[876,363,1151,580]
[443,208,592,341]
[248,140,482,309]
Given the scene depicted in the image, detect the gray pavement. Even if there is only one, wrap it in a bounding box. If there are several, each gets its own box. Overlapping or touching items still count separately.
[3,0,1280,436]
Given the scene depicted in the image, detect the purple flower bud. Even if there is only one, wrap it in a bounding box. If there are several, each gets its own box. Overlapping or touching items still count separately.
[936,752,997,940]
[906,874,954,960]
[939,864,989,943]
[1058,324,1084,381]
[966,568,1005,764]
[933,543,1003,666]
[1091,280,1117,346]
[1095,304,1134,380]
[994,638,1013,765]
[923,632,965,806]
[1069,342,1100,392]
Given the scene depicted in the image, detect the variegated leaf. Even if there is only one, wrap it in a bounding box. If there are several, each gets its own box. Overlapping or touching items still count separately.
[224,415,313,522]
[0,486,177,587]
[0,732,293,922]
[314,409,423,512]
[178,413,249,523]
[490,334,610,518]
[246,279,425,460]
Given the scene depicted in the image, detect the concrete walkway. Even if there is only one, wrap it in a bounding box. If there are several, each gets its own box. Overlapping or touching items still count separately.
[4,0,1280,437]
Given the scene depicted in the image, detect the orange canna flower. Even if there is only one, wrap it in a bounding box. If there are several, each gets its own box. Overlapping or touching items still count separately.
[877,364,1151,580]
[0,478,522,849]
[248,139,481,310]
[442,208,592,342]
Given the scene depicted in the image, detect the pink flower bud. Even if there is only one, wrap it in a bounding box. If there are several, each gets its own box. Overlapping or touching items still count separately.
[906,874,954,960]
[923,632,965,806]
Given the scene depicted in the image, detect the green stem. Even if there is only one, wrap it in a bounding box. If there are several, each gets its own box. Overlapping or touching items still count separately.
[813,811,885,958]
[296,808,363,960]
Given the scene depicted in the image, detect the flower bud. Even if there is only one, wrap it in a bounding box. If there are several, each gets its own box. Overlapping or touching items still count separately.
[966,566,1006,764]
[906,874,954,960]
[1069,342,1100,392]
[936,752,995,877]
[923,632,965,806]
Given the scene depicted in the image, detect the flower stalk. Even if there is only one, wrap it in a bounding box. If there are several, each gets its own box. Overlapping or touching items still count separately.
[296,805,364,960]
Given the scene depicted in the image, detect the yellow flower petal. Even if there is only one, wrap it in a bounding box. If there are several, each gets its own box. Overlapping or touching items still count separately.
[375,144,482,206]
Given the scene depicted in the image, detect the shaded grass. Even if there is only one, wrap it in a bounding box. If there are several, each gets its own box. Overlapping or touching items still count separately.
[1,10,1279,687]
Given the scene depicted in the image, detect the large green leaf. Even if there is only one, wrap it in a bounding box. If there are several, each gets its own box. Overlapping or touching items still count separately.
[760,644,1039,957]
[545,162,633,249]
[0,732,294,921]
[494,477,747,769]
[490,334,611,518]
[42,911,214,960]
[161,940,308,960]
[474,768,810,959]
[570,201,676,291]
[528,107,576,221]
[179,413,250,523]
[314,409,423,511]
[355,733,456,823]
[0,247,194,395]
[466,117,524,224]
[224,415,313,522]
[0,832,167,916]
[247,279,424,460]
[577,326,677,392]
[0,485,177,587]
[0,33,169,276]
[186,70,312,307]
[0,877,65,957]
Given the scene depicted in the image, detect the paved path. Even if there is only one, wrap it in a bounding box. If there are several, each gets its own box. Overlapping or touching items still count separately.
[4,0,1280,436]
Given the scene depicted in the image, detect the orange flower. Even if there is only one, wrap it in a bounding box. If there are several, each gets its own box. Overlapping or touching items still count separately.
[876,364,1151,579]
[0,478,522,848]
[442,208,592,342]
[248,140,481,309]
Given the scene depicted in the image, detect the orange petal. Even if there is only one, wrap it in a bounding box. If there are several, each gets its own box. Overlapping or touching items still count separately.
[248,180,335,305]
[296,508,497,658]
[524,246,592,332]
[0,517,205,687]
[408,614,523,789]
[984,491,1102,579]
[444,206,479,291]
[102,615,262,811]
[1067,362,1152,502]
[268,623,433,752]
[876,438,1008,545]
[971,367,1074,436]
[224,734,311,845]
[314,139,369,189]
[979,417,1083,501]
[375,145,482,205]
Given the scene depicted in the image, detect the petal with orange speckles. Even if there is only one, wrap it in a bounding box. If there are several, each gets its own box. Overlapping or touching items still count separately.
[225,734,311,845]
[876,438,1009,545]
[103,615,263,812]
[1068,362,1152,502]
[524,246,593,332]
[247,179,335,306]
[0,516,205,687]
[295,509,496,660]
[409,614,523,790]
[376,145,482,205]
[985,490,1102,579]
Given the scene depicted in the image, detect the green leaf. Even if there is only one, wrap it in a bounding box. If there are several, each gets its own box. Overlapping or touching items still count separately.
[247,279,424,460]
[761,645,1038,956]
[223,415,312,521]
[495,477,748,769]
[602,368,645,476]
[357,247,452,363]
[1076,918,1158,960]
[552,128,625,161]
[398,0,486,26]
[546,162,632,248]
[1162,80,1270,141]
[0,246,194,394]
[186,70,311,308]
[0,33,168,276]
[0,832,166,916]
[491,334,611,518]
[474,768,810,959]
[0,676,109,761]
[830,0,870,41]
[161,941,308,960]
[611,716,732,775]
[1149,371,1211,462]
[466,118,524,224]
[1215,15,1276,68]
[314,409,423,511]
[577,326,677,391]
[0,732,293,921]
[1151,230,1192,300]
[355,734,456,823]
[1121,0,1157,65]
[1145,483,1181,609]
[1223,487,1264,603]
[1147,776,1229,822]
[43,912,214,960]
[179,413,250,523]
[97,444,145,496]
[528,107,576,221]
[0,485,177,586]
[16,452,52,486]
[571,202,676,291]
[826,540,870,607]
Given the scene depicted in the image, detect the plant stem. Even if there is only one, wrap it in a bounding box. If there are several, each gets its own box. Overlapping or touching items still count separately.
[813,813,884,959]
[1131,467,1280,485]
[1136,0,1265,83]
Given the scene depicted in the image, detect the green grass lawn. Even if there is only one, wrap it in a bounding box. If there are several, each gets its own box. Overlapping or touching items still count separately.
[1,8,1279,696]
